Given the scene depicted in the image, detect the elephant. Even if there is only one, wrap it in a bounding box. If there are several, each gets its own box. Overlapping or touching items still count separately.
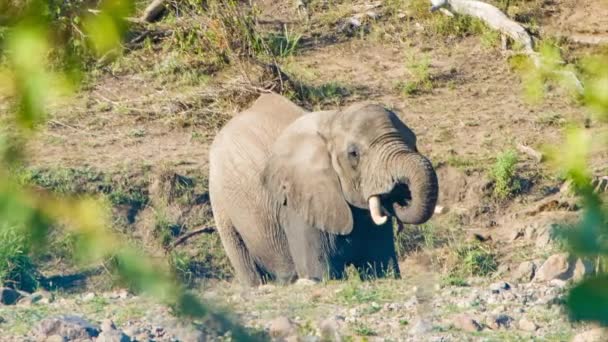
[208,93,438,286]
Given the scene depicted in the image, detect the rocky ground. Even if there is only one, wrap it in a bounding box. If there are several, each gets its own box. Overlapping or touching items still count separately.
[2,0,608,341]
[1,252,607,341]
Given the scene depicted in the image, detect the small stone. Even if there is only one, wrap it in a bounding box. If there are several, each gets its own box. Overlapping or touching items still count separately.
[34,315,100,340]
[490,281,511,294]
[268,316,297,338]
[513,261,536,283]
[0,316,5,324]
[517,318,538,332]
[82,292,96,302]
[549,279,568,288]
[572,328,608,342]
[409,318,433,335]
[101,319,116,332]
[535,254,570,282]
[495,314,514,329]
[0,287,23,305]
[319,316,345,341]
[434,205,446,214]
[295,278,319,286]
[44,335,64,342]
[96,330,131,342]
[452,314,482,332]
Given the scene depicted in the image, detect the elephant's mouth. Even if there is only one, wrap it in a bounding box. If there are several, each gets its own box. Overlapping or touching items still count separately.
[381,182,412,217]
[368,181,412,225]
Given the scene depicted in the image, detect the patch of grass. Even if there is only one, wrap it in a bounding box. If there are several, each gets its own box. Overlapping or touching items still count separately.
[490,149,520,199]
[397,53,433,96]
[170,233,233,284]
[394,223,442,258]
[442,275,469,287]
[337,267,383,305]
[451,242,498,278]
[0,225,39,292]
[352,322,377,336]
[264,25,301,58]
[292,82,351,108]
[535,112,566,127]
[446,155,475,169]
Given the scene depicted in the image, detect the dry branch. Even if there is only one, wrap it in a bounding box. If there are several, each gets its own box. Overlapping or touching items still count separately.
[429,0,584,94]
[165,226,216,252]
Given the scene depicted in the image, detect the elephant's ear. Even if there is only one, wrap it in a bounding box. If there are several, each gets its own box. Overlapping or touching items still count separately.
[261,127,353,235]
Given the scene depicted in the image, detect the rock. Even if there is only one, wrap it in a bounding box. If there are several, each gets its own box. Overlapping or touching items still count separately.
[490,281,511,293]
[34,315,100,340]
[44,335,65,342]
[535,254,595,282]
[452,314,482,332]
[487,314,513,330]
[572,328,608,342]
[101,319,117,332]
[509,228,524,241]
[409,318,433,335]
[535,226,554,248]
[319,316,345,341]
[295,278,319,286]
[513,261,536,282]
[535,254,570,281]
[495,314,514,329]
[0,287,23,305]
[573,258,595,281]
[268,316,297,338]
[97,330,131,342]
[82,292,96,301]
[517,318,538,332]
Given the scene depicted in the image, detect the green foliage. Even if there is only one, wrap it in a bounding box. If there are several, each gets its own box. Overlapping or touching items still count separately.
[451,243,497,278]
[397,53,433,96]
[441,275,468,287]
[352,323,377,336]
[0,225,38,292]
[517,43,608,325]
[0,1,260,339]
[264,25,301,58]
[490,149,520,199]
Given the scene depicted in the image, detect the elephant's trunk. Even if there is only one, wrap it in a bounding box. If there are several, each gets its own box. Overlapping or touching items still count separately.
[390,153,438,224]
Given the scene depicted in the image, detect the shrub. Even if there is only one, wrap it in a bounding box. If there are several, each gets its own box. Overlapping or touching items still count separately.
[0,225,38,292]
[490,149,520,199]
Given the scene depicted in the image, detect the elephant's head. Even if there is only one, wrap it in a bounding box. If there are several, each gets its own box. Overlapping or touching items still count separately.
[261,102,438,234]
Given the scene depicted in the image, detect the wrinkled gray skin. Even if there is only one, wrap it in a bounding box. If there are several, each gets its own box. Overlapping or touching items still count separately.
[208,93,438,286]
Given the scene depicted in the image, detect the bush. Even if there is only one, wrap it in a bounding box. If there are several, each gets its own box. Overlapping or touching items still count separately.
[490,149,520,199]
[0,225,38,292]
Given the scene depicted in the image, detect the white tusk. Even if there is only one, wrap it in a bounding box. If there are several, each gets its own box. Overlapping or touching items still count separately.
[368,195,388,225]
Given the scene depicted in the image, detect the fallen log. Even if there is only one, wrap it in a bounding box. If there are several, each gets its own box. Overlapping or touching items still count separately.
[141,0,168,23]
[429,0,584,94]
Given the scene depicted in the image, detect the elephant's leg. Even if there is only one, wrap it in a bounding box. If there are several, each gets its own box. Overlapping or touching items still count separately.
[282,211,331,281]
[213,212,264,286]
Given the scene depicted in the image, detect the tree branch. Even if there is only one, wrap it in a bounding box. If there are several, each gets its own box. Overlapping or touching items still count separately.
[429,0,584,94]
[164,226,216,252]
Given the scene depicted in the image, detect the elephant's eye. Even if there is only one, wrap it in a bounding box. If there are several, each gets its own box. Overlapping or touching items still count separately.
[347,144,360,166]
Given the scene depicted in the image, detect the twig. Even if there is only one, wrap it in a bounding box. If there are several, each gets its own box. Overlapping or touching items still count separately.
[165,226,216,252]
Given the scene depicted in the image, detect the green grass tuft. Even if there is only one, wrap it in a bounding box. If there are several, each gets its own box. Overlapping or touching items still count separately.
[490,149,520,199]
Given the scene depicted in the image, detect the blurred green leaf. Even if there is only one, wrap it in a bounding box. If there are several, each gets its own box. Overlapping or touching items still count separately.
[567,276,608,325]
